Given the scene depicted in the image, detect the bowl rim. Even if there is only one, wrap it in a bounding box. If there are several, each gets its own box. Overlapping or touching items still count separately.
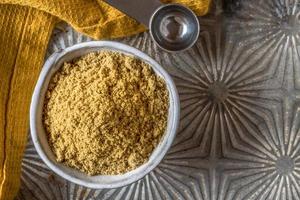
[30,41,180,189]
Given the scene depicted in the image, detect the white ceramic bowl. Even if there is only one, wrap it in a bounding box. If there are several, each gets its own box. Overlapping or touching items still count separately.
[30,41,180,189]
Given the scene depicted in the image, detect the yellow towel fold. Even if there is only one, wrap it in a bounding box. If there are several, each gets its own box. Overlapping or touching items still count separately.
[0,0,211,199]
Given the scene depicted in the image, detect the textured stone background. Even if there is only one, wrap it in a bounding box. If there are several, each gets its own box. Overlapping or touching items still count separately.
[16,0,300,199]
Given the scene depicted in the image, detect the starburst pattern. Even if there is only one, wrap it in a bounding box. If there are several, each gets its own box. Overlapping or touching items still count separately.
[17,1,300,199]
[158,26,300,199]
[228,0,300,89]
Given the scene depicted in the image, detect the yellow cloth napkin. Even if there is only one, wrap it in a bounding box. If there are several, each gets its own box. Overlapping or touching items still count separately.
[0,0,211,199]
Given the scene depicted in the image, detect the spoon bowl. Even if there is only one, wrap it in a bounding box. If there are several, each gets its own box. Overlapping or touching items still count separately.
[149,4,200,52]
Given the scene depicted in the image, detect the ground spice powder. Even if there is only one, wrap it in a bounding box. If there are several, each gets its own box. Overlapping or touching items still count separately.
[43,51,169,175]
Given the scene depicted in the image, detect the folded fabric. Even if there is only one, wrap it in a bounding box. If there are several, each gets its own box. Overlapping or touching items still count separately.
[0,0,211,199]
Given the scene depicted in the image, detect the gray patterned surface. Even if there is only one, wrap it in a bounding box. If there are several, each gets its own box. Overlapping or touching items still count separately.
[17,0,300,199]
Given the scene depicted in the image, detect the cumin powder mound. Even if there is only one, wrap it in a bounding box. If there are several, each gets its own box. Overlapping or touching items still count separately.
[43,51,169,175]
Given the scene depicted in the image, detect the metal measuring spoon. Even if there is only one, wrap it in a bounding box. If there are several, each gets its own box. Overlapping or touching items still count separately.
[104,0,200,52]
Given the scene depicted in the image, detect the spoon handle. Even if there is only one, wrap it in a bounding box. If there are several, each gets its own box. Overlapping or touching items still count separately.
[104,0,162,27]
